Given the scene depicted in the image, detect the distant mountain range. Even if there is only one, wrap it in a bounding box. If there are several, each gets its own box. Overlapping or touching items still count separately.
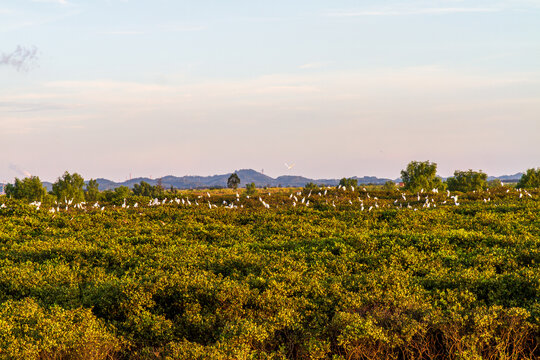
[487,174,524,182]
[36,169,524,191]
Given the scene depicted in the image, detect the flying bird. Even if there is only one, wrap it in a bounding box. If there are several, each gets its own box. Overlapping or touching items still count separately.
[284,162,295,170]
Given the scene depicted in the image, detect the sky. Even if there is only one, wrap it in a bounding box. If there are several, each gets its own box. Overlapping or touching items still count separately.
[1,0,539,182]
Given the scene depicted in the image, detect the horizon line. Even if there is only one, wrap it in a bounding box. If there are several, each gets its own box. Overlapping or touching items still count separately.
[0,167,527,185]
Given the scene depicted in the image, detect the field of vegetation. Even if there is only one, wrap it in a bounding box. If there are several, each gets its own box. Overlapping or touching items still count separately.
[0,185,539,359]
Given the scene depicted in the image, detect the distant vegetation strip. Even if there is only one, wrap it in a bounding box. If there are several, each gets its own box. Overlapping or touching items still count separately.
[0,166,528,192]
[1,161,538,205]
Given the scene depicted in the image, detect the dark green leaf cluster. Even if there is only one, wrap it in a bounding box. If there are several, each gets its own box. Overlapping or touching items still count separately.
[227,173,241,189]
[245,182,257,196]
[303,182,319,191]
[85,179,100,201]
[5,176,46,202]
[133,181,164,197]
[52,171,85,203]
[383,180,397,191]
[447,169,488,192]
[401,161,443,192]
[339,178,358,188]
[517,168,540,189]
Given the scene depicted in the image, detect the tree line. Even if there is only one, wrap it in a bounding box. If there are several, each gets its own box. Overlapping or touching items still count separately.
[337,161,539,193]
[3,171,166,204]
[3,163,540,203]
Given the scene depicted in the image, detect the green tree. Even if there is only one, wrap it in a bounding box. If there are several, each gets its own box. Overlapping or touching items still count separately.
[113,186,132,202]
[227,173,241,189]
[383,180,397,192]
[304,182,319,191]
[516,168,540,189]
[400,161,442,192]
[446,170,488,192]
[5,176,46,202]
[52,171,85,203]
[133,181,162,197]
[101,186,132,204]
[85,179,100,202]
[339,178,358,188]
[245,182,257,196]
[488,179,503,188]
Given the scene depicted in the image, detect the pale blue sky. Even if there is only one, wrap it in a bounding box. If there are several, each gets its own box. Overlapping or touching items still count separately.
[1,0,539,182]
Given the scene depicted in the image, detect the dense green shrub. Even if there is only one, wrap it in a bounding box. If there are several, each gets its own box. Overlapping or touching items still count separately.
[4,177,46,202]
[52,171,86,204]
[245,182,257,196]
[0,298,120,360]
[447,169,488,192]
[517,168,540,189]
[401,160,443,192]
[0,188,538,359]
[339,178,357,188]
[133,181,163,198]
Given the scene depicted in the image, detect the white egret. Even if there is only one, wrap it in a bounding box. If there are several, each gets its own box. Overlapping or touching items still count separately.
[284,163,295,170]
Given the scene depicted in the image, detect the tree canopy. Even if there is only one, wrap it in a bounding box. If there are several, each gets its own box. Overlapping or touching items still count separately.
[5,176,46,202]
[446,170,488,192]
[383,181,397,192]
[516,168,540,189]
[227,173,241,189]
[52,172,85,203]
[400,161,442,192]
[85,179,100,202]
[245,182,257,196]
[133,181,163,197]
[304,182,319,191]
[339,178,357,188]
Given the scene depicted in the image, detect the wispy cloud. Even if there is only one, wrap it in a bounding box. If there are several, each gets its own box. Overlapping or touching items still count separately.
[328,7,500,17]
[31,0,69,4]
[0,101,70,113]
[98,23,206,36]
[158,24,206,32]
[101,24,206,36]
[0,7,82,33]
[102,30,145,35]
[0,45,39,72]
[299,62,327,69]
[45,80,174,93]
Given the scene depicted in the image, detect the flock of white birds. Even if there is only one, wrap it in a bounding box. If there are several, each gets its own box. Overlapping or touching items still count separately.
[0,185,535,214]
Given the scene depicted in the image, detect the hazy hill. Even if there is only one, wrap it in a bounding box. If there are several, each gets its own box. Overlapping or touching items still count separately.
[33,170,524,191]
[487,173,523,183]
[85,169,395,190]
